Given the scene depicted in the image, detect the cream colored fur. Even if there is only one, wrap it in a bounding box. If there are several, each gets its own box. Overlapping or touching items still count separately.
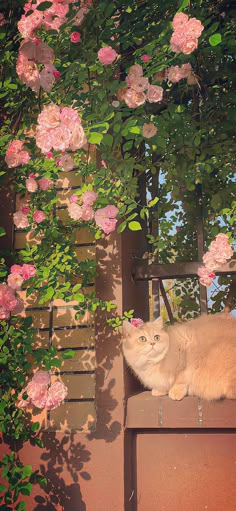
[122,313,236,401]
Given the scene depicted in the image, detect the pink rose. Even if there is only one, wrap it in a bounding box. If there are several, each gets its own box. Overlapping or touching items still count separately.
[10,264,23,275]
[35,41,55,65]
[172,12,189,30]
[7,273,24,290]
[70,31,81,43]
[130,76,149,93]
[13,211,30,229]
[45,381,68,410]
[69,194,78,204]
[94,205,119,234]
[130,318,144,327]
[39,67,55,93]
[16,53,40,95]
[50,125,71,152]
[6,140,24,154]
[38,177,52,190]
[28,383,49,409]
[181,37,198,55]
[21,205,31,215]
[166,65,183,83]
[142,123,157,138]
[60,107,81,130]
[202,252,219,272]
[146,85,163,103]
[22,264,36,280]
[68,203,83,221]
[81,205,94,221]
[32,370,50,386]
[101,205,119,218]
[35,128,53,154]
[197,266,216,287]
[38,104,61,129]
[0,284,19,313]
[128,64,143,80]
[141,54,150,63]
[185,18,204,39]
[69,124,87,151]
[98,217,117,235]
[26,178,38,193]
[33,210,45,223]
[57,153,74,171]
[98,46,118,65]
[81,191,98,206]
[124,89,146,108]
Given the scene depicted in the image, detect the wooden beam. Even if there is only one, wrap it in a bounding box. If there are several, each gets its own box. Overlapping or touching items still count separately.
[132,260,236,281]
[125,391,236,429]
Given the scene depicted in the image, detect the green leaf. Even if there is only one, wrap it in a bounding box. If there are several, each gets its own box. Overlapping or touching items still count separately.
[178,0,188,11]
[0,227,6,237]
[209,33,222,46]
[39,286,54,303]
[61,350,75,359]
[128,221,142,231]
[31,422,40,432]
[72,283,81,293]
[20,482,32,496]
[102,133,113,147]
[88,132,103,145]
[22,465,33,480]
[36,1,53,10]
[117,221,127,234]
[16,501,27,511]
[74,293,85,302]
[0,483,7,491]
[148,197,159,208]
[129,126,141,134]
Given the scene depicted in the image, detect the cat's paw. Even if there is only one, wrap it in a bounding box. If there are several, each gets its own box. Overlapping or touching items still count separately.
[151,389,166,397]
[168,384,187,401]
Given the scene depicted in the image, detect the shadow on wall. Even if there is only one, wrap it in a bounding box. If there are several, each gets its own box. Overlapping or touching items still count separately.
[33,233,124,508]
[34,431,90,510]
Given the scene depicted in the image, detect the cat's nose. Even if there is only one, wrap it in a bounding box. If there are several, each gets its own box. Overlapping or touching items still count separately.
[150,342,155,346]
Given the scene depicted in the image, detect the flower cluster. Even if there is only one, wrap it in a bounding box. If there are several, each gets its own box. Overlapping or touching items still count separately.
[35,103,87,154]
[166,63,195,84]
[19,0,75,37]
[16,39,59,95]
[170,12,204,55]
[7,264,36,290]
[0,284,23,320]
[26,173,53,193]
[13,203,45,229]
[198,234,234,286]
[5,140,30,168]
[122,64,163,108]
[68,191,119,235]
[18,370,68,411]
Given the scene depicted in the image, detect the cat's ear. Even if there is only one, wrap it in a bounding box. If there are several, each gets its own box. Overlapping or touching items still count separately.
[122,321,136,336]
[154,317,164,328]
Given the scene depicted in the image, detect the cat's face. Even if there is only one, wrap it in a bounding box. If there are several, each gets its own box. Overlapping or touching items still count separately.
[122,318,169,367]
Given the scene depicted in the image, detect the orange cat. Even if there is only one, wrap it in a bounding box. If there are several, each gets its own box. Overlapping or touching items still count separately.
[122,313,236,401]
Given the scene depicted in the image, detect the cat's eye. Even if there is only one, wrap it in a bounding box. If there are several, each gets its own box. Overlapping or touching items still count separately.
[138,336,147,343]
[154,335,160,342]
